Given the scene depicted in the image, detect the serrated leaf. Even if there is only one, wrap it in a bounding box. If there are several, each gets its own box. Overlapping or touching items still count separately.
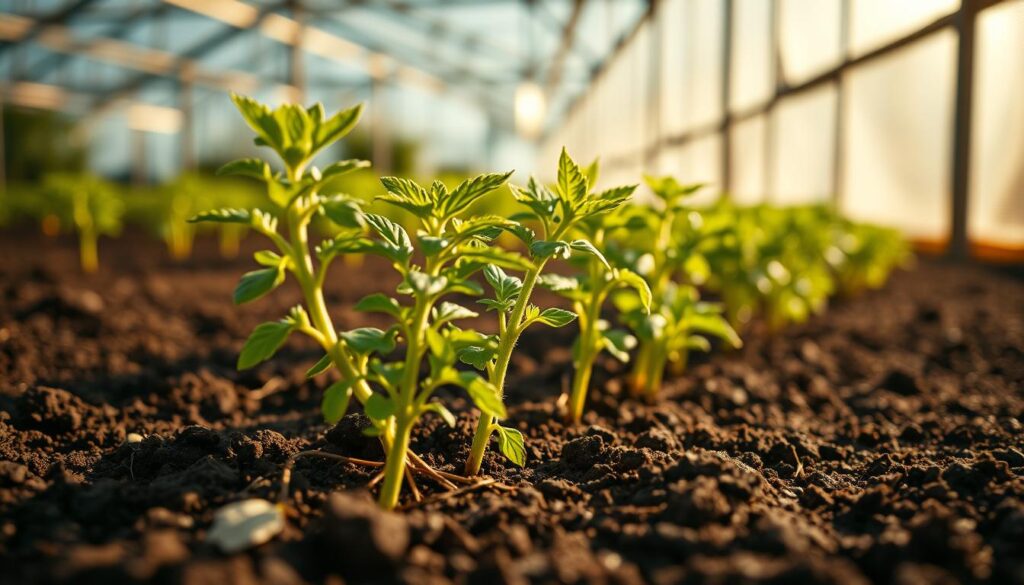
[340,327,397,355]
[237,320,294,370]
[495,426,526,466]
[440,171,512,218]
[321,379,354,423]
[483,264,522,304]
[306,353,334,378]
[234,267,284,305]
[188,208,252,224]
[364,213,413,262]
[422,402,456,427]
[378,176,433,218]
[363,392,395,422]
[557,148,588,206]
[458,247,533,272]
[534,307,577,327]
[354,293,402,317]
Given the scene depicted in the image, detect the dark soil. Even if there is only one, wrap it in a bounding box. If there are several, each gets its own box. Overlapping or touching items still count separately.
[1,229,1022,585]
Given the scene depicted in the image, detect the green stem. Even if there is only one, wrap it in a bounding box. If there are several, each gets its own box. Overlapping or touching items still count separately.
[629,341,652,397]
[464,262,546,476]
[80,230,98,273]
[643,341,669,401]
[377,416,412,510]
[568,336,597,424]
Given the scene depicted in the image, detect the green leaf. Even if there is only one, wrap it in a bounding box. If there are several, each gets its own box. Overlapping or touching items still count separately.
[460,372,507,419]
[404,271,448,297]
[495,426,526,466]
[237,320,295,370]
[458,247,533,272]
[231,94,283,151]
[616,269,652,313]
[601,329,637,363]
[320,159,370,180]
[319,195,364,229]
[557,148,588,206]
[483,265,522,303]
[378,176,433,218]
[686,335,712,352]
[306,353,334,378]
[217,158,271,180]
[363,392,395,422]
[419,235,449,256]
[530,240,570,260]
[688,313,743,348]
[538,274,578,292]
[534,307,577,327]
[321,379,354,423]
[188,208,252,224]
[314,103,363,152]
[254,250,282,267]
[569,239,610,269]
[364,213,413,262]
[440,171,513,218]
[422,402,456,427]
[458,346,494,370]
[234,267,284,305]
[434,302,478,325]
[340,327,397,355]
[354,293,402,317]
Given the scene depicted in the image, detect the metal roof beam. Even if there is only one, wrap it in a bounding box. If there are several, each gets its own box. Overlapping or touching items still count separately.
[0,0,100,55]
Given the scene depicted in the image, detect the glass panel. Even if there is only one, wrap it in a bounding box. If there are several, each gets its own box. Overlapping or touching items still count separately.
[730,0,774,112]
[842,31,956,240]
[779,0,842,84]
[850,0,959,57]
[729,114,767,205]
[969,1,1024,246]
[660,0,723,133]
[659,0,688,136]
[771,84,837,204]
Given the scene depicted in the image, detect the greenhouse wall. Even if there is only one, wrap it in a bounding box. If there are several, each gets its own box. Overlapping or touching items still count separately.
[541,0,1024,256]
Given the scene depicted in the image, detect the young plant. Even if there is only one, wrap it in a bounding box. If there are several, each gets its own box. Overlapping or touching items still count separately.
[461,149,637,474]
[41,172,124,272]
[506,153,650,426]
[614,176,741,399]
[353,169,525,508]
[187,94,397,486]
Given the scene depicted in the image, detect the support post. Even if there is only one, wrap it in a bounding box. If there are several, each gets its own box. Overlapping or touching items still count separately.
[950,0,978,260]
[720,0,733,195]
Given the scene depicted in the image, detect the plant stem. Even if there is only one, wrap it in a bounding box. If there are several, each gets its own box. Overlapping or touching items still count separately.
[629,341,651,397]
[378,416,413,510]
[80,230,99,273]
[464,262,546,476]
[568,337,597,424]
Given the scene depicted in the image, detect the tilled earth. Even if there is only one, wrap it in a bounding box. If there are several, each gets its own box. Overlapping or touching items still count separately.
[0,230,1022,585]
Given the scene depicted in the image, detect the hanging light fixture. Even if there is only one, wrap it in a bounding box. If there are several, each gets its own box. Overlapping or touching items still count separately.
[515,0,546,139]
[515,80,546,138]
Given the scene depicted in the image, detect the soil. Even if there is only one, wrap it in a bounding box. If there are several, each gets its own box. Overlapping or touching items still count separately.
[0,229,1022,585]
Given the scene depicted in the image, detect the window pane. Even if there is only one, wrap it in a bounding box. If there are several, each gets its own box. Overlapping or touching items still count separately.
[729,114,767,204]
[661,0,724,132]
[730,0,774,112]
[969,1,1024,247]
[842,31,956,240]
[771,84,837,204]
[850,0,959,57]
[779,0,842,84]
[657,135,722,206]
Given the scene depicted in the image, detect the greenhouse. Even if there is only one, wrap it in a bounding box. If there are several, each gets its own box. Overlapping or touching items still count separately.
[0,1,1022,583]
